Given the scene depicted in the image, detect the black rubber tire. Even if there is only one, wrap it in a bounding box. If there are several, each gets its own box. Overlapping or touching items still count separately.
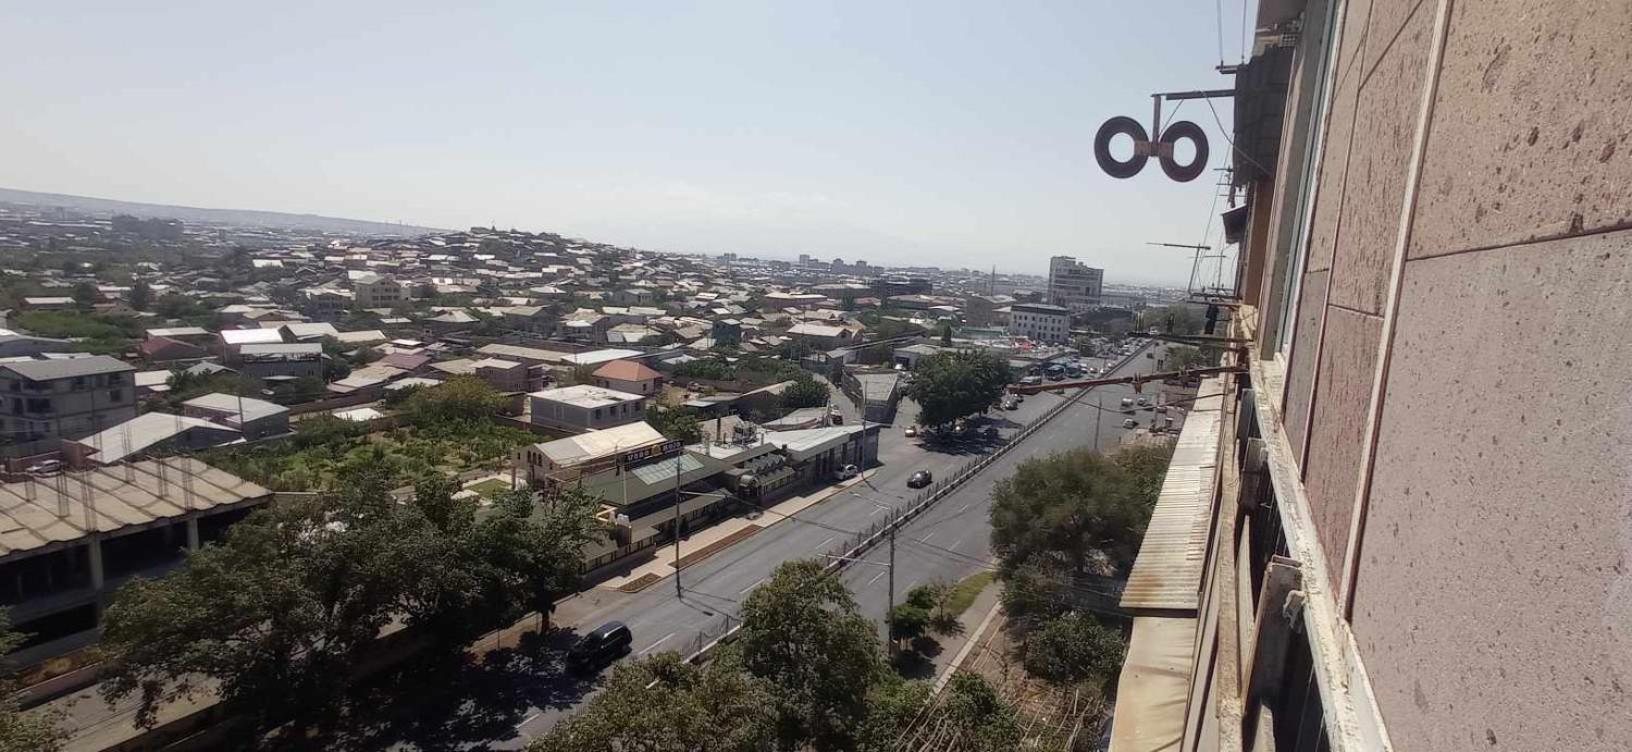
[1094,116,1149,179]
[1158,120,1209,182]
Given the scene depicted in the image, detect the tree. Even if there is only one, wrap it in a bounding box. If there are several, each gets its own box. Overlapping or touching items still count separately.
[737,559,885,751]
[889,583,948,643]
[529,653,777,752]
[71,281,99,309]
[97,464,598,737]
[905,350,1010,427]
[646,405,702,444]
[940,674,1021,752]
[0,612,66,752]
[781,374,830,410]
[989,445,1170,583]
[402,376,504,429]
[128,280,152,311]
[940,323,953,346]
[855,676,932,751]
[1021,612,1126,687]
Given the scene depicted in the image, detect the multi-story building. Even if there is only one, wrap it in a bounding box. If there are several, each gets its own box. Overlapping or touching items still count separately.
[0,356,137,449]
[352,272,406,309]
[1006,302,1071,343]
[1107,2,1632,752]
[1045,255,1103,311]
[526,384,648,433]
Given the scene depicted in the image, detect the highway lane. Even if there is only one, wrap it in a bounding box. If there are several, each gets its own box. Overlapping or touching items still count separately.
[841,345,1172,634]
[497,367,1081,746]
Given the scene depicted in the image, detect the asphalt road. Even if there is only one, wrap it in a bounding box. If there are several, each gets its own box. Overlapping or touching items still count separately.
[486,344,1169,748]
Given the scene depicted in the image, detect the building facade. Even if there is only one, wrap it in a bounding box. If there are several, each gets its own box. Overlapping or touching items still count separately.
[353,273,406,309]
[0,356,138,449]
[1046,255,1103,311]
[1107,2,1632,752]
[1006,302,1071,343]
[527,385,648,433]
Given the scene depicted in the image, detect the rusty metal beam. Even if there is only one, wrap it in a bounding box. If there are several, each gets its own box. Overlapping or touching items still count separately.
[1007,365,1245,395]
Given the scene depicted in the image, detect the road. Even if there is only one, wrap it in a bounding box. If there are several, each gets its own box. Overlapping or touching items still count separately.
[486,344,1169,749]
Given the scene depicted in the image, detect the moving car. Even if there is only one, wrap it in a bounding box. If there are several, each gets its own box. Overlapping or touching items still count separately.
[1122,418,1138,429]
[907,470,933,488]
[1137,397,1150,407]
[834,464,859,481]
[567,621,633,674]
[904,426,918,437]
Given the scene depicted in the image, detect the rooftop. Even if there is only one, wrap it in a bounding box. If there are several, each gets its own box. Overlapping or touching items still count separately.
[71,413,240,463]
[533,421,667,467]
[529,384,646,408]
[0,457,271,561]
[0,355,134,381]
[182,392,290,424]
[593,359,661,382]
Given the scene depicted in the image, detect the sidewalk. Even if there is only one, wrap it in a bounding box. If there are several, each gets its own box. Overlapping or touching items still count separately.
[596,474,870,592]
[929,583,1004,693]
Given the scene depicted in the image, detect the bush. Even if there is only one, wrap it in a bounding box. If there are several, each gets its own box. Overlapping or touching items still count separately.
[781,374,830,409]
[674,358,736,381]
[1021,612,1126,687]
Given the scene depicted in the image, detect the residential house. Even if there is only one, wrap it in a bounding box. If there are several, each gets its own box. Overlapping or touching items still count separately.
[526,385,647,433]
[236,343,322,382]
[591,359,662,396]
[429,357,528,393]
[0,356,138,449]
[352,273,406,309]
[180,393,291,439]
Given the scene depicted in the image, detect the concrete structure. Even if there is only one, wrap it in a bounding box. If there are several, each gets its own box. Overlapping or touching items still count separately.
[180,393,291,439]
[1045,255,1103,311]
[236,343,322,381]
[67,413,242,464]
[0,356,138,446]
[0,330,73,359]
[787,322,861,349]
[842,370,901,423]
[353,272,406,309]
[1106,3,1632,752]
[1006,302,1071,343]
[526,384,648,433]
[0,459,271,667]
[592,359,662,396]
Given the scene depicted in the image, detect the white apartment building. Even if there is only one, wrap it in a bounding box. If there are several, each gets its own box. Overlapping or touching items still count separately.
[1007,302,1072,344]
[1046,255,1103,311]
[527,385,648,433]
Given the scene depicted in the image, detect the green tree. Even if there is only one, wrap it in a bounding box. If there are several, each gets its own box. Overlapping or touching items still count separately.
[940,673,1022,752]
[855,676,932,751]
[529,653,777,752]
[737,559,884,751]
[1021,612,1126,687]
[781,374,830,410]
[0,612,66,752]
[989,445,1168,582]
[128,280,152,311]
[645,405,702,444]
[940,323,953,346]
[97,465,598,737]
[71,281,98,309]
[905,350,1011,427]
[402,375,504,429]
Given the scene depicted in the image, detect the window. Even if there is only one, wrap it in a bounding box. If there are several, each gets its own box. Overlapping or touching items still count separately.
[593,408,602,419]
[108,389,123,403]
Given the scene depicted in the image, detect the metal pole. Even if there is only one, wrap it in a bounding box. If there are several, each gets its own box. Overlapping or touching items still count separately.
[674,453,683,599]
[886,526,896,659]
[1096,394,1103,451]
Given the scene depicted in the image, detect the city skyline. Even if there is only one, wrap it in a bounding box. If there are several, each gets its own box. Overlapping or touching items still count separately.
[2,1,1250,286]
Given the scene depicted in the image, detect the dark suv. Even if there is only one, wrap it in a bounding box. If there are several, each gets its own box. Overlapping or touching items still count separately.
[566,621,633,674]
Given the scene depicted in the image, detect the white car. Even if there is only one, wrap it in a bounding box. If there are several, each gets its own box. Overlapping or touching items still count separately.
[1122,418,1138,429]
[834,464,859,481]
[904,426,918,437]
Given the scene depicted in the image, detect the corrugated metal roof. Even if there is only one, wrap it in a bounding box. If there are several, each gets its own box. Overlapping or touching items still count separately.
[1119,377,1225,613]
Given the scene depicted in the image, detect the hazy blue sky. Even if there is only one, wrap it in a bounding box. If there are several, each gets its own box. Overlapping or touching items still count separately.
[3,1,1252,285]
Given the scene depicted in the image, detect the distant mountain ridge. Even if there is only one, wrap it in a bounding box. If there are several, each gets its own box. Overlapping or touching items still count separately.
[0,187,447,237]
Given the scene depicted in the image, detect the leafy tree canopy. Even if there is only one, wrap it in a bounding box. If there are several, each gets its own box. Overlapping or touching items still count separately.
[97,465,599,736]
[781,374,831,410]
[402,375,504,430]
[528,653,777,752]
[1021,612,1126,688]
[906,350,1011,427]
[645,405,702,444]
[0,612,66,752]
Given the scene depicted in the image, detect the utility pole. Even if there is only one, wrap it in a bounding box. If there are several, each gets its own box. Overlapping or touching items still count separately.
[674,452,683,599]
[886,526,897,659]
[1095,394,1104,451]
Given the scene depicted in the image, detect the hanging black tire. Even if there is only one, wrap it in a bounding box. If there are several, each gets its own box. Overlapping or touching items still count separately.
[1094,116,1149,179]
[1158,120,1209,182]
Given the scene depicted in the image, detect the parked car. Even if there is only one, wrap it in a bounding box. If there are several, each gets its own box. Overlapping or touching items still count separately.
[834,464,859,481]
[1122,418,1138,429]
[1137,397,1150,407]
[1019,375,1043,386]
[907,470,933,488]
[1120,397,1134,408]
[904,426,918,437]
[983,426,1000,440]
[567,621,633,674]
